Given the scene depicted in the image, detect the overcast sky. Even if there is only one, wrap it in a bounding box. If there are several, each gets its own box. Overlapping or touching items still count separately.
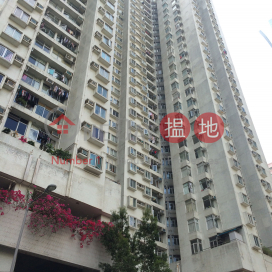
[212,0,272,163]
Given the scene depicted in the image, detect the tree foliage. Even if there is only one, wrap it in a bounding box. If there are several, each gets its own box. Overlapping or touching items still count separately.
[99,207,171,272]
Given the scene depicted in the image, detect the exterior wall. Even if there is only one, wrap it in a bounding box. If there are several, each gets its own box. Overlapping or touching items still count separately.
[0,210,110,271]
[157,0,272,271]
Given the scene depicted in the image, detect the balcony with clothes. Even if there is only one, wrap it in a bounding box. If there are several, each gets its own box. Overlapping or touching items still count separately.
[39,22,78,54]
[14,85,65,124]
[50,0,85,21]
[45,8,81,40]
[3,112,57,150]
[20,70,69,108]
[26,54,72,88]
[33,38,75,71]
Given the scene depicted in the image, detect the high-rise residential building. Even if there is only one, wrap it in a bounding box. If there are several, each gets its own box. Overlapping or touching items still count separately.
[0,0,272,272]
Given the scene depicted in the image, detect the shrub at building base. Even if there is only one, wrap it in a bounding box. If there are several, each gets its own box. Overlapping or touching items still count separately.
[99,207,171,272]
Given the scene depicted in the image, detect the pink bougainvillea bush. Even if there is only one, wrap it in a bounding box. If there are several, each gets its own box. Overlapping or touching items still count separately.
[0,189,113,248]
[0,189,26,215]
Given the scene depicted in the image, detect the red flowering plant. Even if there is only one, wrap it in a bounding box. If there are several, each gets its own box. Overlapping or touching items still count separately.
[0,189,113,247]
[28,193,112,247]
[0,189,26,215]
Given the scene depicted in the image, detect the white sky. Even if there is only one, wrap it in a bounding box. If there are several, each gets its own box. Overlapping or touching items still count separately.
[212,0,272,163]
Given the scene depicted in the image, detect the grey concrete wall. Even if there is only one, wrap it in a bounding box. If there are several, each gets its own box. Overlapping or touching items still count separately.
[0,210,109,271]
[200,0,272,248]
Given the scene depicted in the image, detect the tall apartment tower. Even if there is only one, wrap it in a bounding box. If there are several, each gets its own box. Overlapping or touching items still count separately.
[0,0,272,271]
[154,0,272,271]
[0,0,168,271]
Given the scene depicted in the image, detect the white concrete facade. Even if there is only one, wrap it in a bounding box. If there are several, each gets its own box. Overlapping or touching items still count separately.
[0,0,272,271]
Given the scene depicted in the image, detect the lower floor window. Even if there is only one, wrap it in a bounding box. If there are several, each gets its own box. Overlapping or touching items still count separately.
[4,113,28,135]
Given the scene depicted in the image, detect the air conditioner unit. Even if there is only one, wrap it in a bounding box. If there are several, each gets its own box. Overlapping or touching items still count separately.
[85,99,94,110]
[64,54,75,64]
[81,121,92,133]
[214,215,220,220]
[88,79,97,89]
[45,78,54,85]
[65,70,73,79]
[51,130,60,138]
[77,147,88,159]
[22,35,31,46]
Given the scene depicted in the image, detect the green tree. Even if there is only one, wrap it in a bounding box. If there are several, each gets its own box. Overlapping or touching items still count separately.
[99,207,138,272]
[135,209,171,272]
[99,207,171,272]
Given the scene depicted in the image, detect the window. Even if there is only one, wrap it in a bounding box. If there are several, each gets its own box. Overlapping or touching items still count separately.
[195,147,205,159]
[14,7,30,22]
[191,239,202,254]
[97,85,108,98]
[188,218,199,233]
[4,25,22,41]
[95,104,106,119]
[92,126,104,142]
[170,72,178,80]
[4,114,28,135]
[129,216,137,227]
[35,105,50,119]
[145,187,151,196]
[180,151,189,162]
[171,82,179,90]
[185,199,196,213]
[130,162,137,172]
[101,51,111,63]
[183,182,194,195]
[129,179,136,189]
[200,178,211,191]
[109,120,117,129]
[104,24,113,34]
[35,39,50,53]
[106,161,116,173]
[103,36,112,47]
[169,201,176,210]
[183,78,191,86]
[168,186,174,194]
[99,67,110,80]
[29,55,46,70]
[21,74,40,89]
[187,98,196,107]
[253,235,260,247]
[107,147,117,157]
[181,166,191,178]
[105,11,114,22]
[203,195,215,209]
[168,56,175,64]
[108,133,118,143]
[110,108,119,118]
[178,139,187,148]
[170,217,177,227]
[0,73,4,84]
[129,147,136,157]
[0,44,14,62]
[242,193,249,204]
[206,215,219,230]
[185,87,194,97]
